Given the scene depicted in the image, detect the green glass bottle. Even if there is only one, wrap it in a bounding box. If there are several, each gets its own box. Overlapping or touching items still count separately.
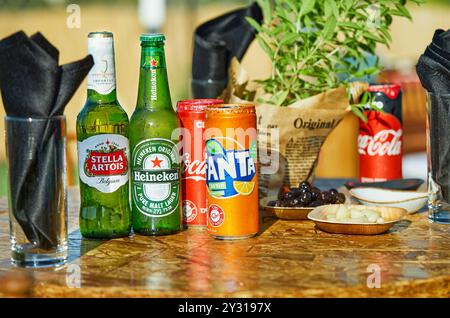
[76,31,131,239]
[130,34,182,236]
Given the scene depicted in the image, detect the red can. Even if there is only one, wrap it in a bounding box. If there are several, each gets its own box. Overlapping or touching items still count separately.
[177,99,223,227]
[359,84,403,182]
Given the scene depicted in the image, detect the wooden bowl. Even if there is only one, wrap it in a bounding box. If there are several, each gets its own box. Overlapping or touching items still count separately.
[307,204,407,235]
[260,196,312,220]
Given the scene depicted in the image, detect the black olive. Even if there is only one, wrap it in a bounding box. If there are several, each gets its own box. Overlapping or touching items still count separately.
[287,198,299,207]
[321,191,332,204]
[329,188,339,196]
[299,181,311,192]
[267,200,277,207]
[300,191,312,205]
[311,187,322,201]
[336,193,346,204]
[328,193,337,204]
[282,191,294,201]
[290,187,302,198]
[328,189,338,204]
[309,200,325,207]
[278,185,291,200]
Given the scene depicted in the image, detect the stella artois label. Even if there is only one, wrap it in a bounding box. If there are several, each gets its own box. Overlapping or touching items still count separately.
[87,37,116,95]
[78,134,129,193]
[131,138,180,217]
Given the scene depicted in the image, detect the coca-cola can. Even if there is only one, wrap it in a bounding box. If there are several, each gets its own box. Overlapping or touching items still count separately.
[358,84,403,182]
[177,99,223,227]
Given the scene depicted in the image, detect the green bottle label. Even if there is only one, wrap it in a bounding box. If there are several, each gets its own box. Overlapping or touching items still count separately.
[132,138,180,217]
[148,56,159,101]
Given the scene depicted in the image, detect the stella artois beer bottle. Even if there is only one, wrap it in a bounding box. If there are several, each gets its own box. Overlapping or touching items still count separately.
[76,32,131,238]
[130,34,182,235]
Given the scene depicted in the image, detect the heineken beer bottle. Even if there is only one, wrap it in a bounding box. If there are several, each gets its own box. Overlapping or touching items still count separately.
[130,34,182,235]
[76,32,131,238]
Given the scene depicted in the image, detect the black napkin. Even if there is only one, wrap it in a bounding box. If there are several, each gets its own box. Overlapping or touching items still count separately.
[191,2,262,98]
[416,29,450,203]
[417,29,450,94]
[0,31,93,249]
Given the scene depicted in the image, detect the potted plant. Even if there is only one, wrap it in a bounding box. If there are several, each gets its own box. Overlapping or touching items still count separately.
[221,0,424,197]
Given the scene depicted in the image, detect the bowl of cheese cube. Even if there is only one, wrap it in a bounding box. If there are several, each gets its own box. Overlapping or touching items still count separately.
[307,204,407,235]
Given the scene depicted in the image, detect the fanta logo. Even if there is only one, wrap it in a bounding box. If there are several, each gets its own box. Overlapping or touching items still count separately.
[206,138,256,198]
[207,150,256,180]
[358,129,402,156]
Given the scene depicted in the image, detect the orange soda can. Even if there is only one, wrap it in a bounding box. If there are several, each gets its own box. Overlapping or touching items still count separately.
[177,99,223,227]
[205,104,259,239]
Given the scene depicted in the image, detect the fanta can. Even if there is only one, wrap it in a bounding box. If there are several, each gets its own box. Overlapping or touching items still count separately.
[177,99,223,228]
[205,104,259,239]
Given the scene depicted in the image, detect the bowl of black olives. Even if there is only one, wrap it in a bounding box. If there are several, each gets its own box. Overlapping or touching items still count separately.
[261,181,347,220]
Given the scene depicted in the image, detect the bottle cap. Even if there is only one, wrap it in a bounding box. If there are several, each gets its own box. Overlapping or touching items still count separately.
[88,31,113,38]
[140,33,165,43]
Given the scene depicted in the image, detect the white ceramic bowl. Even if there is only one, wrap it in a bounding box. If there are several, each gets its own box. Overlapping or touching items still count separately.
[349,187,428,214]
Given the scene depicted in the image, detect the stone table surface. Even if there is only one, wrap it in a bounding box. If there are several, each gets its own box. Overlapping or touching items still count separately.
[0,183,449,298]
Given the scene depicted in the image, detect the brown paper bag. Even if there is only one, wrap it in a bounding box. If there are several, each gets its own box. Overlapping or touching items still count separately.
[221,58,368,199]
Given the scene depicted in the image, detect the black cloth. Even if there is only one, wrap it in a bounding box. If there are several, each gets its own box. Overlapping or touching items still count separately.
[191,2,262,98]
[0,31,93,249]
[416,29,450,203]
[417,29,450,94]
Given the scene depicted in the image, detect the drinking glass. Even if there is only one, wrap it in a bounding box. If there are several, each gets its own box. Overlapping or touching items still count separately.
[426,93,450,224]
[5,116,68,267]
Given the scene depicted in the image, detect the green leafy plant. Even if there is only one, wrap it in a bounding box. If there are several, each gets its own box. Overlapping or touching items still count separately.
[247,0,425,108]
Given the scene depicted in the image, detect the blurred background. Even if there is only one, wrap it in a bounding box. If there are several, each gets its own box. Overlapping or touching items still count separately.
[0,0,449,196]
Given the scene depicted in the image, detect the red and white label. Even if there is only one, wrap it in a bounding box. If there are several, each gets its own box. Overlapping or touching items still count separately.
[359,111,402,181]
[181,153,206,181]
[208,204,224,227]
[358,129,402,156]
[78,134,129,193]
[178,115,208,226]
[84,149,127,176]
[367,84,401,100]
[183,200,198,223]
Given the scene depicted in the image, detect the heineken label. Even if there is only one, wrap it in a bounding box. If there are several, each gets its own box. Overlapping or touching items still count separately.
[149,56,159,101]
[132,138,181,217]
[78,134,129,193]
[87,37,116,95]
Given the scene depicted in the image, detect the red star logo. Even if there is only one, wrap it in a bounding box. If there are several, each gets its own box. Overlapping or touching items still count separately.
[150,59,158,67]
[151,156,163,168]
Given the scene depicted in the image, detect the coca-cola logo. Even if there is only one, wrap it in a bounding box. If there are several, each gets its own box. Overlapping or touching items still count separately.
[358,129,402,156]
[181,153,205,181]
[84,147,128,176]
